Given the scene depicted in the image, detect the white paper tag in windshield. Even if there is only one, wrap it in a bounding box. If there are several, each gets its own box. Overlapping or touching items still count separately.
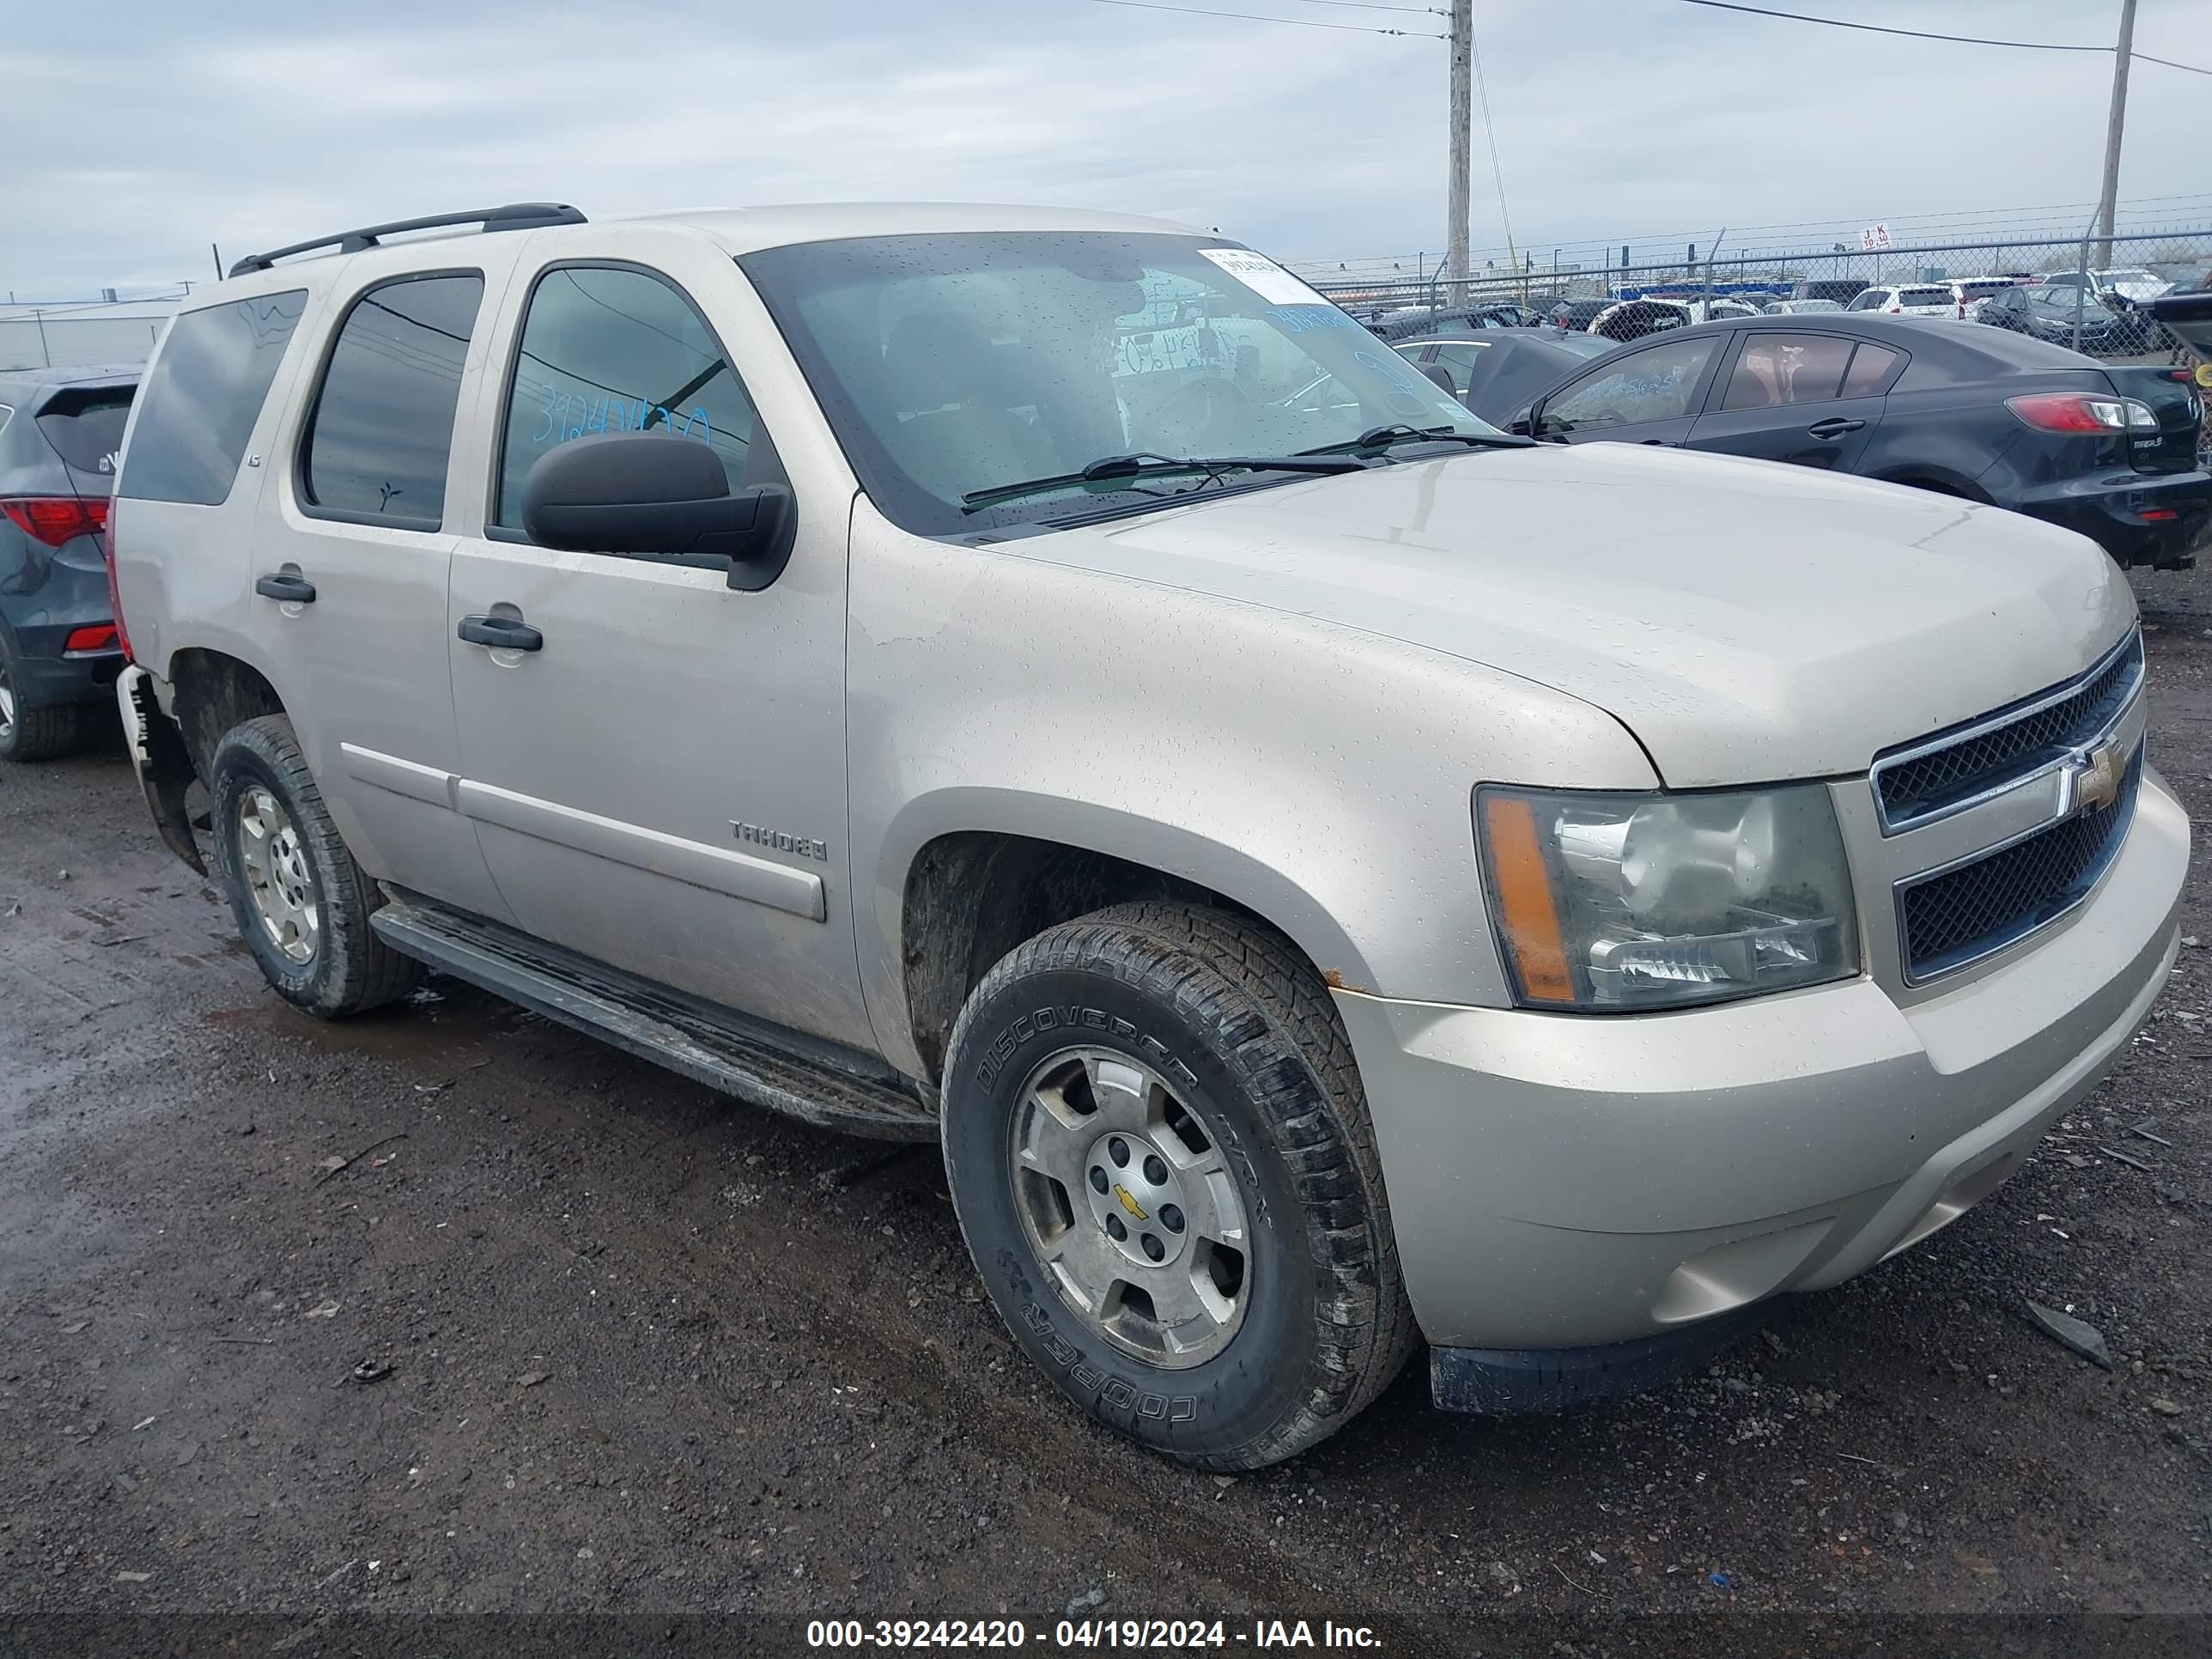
[1195,246,1329,307]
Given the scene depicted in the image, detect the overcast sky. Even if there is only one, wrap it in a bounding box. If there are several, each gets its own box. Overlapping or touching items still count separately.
[4,0,2206,295]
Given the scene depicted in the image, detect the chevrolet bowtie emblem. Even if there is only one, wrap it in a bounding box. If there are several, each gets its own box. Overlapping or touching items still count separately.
[2071,740,2124,814]
[1115,1185,1150,1222]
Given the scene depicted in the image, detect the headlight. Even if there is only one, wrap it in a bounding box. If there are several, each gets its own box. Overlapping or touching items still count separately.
[1476,783,1859,1012]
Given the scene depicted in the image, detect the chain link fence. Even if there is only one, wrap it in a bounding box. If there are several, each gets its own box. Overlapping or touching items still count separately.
[1314,228,2212,368]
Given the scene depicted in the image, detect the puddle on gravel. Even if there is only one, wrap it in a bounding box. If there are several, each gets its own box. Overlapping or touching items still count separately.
[202,976,531,1060]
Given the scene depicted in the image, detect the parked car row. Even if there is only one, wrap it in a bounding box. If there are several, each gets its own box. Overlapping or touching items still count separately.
[1364,264,2205,353]
[1394,312,2209,568]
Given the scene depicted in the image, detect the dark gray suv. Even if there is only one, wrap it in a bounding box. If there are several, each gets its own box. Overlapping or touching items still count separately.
[0,366,136,760]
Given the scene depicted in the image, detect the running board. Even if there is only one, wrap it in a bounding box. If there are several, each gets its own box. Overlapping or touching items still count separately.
[370,896,936,1141]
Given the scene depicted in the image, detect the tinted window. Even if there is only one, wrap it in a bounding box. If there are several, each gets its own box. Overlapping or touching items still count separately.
[36,387,136,477]
[1720,334,1855,409]
[1839,343,1901,397]
[1899,289,1953,307]
[299,274,483,528]
[1541,335,1721,431]
[497,266,757,530]
[118,291,306,506]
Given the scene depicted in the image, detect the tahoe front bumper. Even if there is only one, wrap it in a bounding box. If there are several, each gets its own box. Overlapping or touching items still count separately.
[1333,766,2187,1405]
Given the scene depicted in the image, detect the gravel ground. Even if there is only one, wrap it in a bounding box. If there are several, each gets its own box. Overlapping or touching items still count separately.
[2,570,2208,1655]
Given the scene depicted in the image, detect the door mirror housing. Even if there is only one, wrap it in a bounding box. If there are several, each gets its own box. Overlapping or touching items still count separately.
[1508,409,1534,436]
[519,432,796,590]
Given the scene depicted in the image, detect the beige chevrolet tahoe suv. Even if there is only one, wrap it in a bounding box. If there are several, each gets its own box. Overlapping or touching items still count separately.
[106,202,2188,1469]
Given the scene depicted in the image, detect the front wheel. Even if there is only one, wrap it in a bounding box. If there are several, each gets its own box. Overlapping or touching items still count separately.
[941,902,1413,1469]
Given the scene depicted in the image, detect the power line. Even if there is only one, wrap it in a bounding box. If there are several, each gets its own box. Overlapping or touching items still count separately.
[1069,0,1441,37]
[1674,0,2209,76]
[1466,18,1518,282]
[1275,0,1439,12]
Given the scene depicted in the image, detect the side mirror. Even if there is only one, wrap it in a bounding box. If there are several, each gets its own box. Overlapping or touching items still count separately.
[1420,363,1457,396]
[1508,410,1534,436]
[520,432,795,591]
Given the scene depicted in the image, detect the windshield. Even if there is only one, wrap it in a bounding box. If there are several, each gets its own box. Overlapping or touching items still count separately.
[740,232,1499,535]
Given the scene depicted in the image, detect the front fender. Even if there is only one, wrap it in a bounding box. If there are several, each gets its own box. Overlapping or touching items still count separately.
[845,498,1659,1077]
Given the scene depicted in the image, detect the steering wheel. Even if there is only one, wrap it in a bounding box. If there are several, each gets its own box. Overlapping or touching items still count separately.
[1152,375,1250,448]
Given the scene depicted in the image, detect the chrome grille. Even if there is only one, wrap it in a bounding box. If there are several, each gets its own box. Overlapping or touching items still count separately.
[1898,750,2141,982]
[1872,631,2144,833]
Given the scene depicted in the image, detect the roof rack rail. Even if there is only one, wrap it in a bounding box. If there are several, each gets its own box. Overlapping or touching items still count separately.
[227,203,586,278]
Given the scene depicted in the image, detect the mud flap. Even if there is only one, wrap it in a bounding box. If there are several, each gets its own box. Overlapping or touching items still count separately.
[117,666,205,875]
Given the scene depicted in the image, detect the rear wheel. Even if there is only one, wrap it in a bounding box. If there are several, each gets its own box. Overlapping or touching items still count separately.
[209,714,421,1018]
[0,638,85,763]
[941,902,1413,1469]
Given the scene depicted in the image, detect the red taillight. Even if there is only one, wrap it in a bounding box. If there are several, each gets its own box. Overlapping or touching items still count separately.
[102,498,134,663]
[2142,508,2179,521]
[2005,392,2129,434]
[1887,304,1903,314]
[63,623,118,654]
[1,495,107,547]
[2164,368,2192,382]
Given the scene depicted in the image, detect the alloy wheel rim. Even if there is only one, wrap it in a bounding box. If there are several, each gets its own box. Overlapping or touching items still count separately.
[237,786,319,964]
[1008,1048,1252,1370]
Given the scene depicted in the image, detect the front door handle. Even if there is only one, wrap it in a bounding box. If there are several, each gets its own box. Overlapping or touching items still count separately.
[1808,417,1866,439]
[457,613,544,653]
[254,572,316,605]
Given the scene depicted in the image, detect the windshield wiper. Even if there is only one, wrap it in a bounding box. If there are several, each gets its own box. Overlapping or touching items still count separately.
[961,451,1374,513]
[1305,423,1536,456]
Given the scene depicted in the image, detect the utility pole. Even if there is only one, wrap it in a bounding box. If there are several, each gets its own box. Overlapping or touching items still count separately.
[2093,0,2136,269]
[1447,0,1471,303]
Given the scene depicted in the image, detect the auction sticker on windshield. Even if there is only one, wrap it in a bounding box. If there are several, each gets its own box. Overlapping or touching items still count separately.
[1196,246,1329,307]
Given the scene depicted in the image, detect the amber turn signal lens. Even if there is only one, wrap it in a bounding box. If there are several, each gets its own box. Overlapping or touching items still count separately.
[1480,794,1576,1004]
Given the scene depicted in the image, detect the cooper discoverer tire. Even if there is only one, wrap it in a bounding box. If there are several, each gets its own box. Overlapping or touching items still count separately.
[941,901,1414,1469]
[209,714,422,1018]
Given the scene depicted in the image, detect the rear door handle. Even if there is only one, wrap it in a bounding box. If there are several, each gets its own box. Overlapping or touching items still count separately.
[457,613,544,653]
[254,572,316,605]
[1808,417,1866,439]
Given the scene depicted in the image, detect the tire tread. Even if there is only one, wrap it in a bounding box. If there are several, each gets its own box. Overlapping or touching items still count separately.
[948,900,1415,1469]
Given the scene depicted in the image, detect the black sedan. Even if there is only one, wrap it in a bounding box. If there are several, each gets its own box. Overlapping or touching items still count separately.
[1507,315,2209,569]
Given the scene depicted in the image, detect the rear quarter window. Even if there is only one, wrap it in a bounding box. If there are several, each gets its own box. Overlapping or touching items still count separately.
[36,387,136,479]
[119,290,307,506]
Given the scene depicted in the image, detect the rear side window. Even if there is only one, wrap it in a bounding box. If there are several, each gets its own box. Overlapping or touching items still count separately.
[495,264,757,531]
[119,290,307,506]
[36,386,136,479]
[299,273,484,530]
[1719,334,1855,409]
[1839,343,1902,397]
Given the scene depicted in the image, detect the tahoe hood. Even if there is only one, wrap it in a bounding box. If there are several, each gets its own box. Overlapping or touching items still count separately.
[1031,442,2135,787]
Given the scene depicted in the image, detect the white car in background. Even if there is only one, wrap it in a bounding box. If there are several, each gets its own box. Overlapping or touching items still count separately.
[1846,283,1961,319]
[2094,268,2174,304]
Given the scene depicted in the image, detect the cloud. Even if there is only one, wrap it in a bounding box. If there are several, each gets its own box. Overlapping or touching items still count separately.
[1,0,2204,295]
